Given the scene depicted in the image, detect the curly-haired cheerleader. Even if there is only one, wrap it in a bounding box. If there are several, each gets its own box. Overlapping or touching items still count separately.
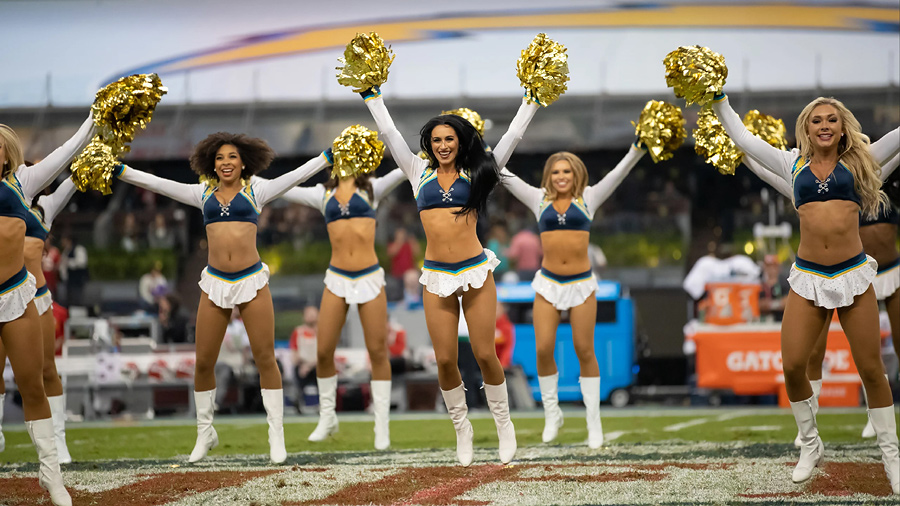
[114,132,332,464]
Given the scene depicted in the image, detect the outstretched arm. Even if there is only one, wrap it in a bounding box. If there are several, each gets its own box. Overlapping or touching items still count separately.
[372,168,407,203]
[499,167,543,218]
[37,178,78,226]
[492,97,540,170]
[882,153,899,181]
[279,184,327,211]
[253,151,333,206]
[582,144,646,214]
[743,155,793,199]
[361,87,428,185]
[711,94,795,184]
[19,113,96,200]
[870,127,900,167]
[116,164,205,208]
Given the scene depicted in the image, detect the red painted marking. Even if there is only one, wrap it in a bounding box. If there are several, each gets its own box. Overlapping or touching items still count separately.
[738,492,804,498]
[810,462,893,497]
[0,470,279,506]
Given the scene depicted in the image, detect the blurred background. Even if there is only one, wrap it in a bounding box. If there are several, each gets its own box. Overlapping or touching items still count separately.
[2,0,898,420]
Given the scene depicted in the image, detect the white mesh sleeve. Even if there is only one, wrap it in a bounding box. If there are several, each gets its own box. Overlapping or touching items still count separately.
[252,153,332,206]
[499,167,543,218]
[582,144,646,214]
[280,184,327,212]
[492,98,540,170]
[870,127,900,167]
[117,165,205,208]
[372,168,407,204]
[18,113,95,200]
[37,177,78,226]
[362,90,428,187]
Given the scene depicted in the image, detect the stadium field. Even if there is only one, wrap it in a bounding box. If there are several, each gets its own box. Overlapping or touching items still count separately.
[1,408,897,505]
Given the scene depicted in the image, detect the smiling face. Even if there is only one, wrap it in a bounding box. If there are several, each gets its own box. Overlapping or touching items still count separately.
[214,144,243,184]
[550,159,575,197]
[806,104,843,152]
[430,124,459,169]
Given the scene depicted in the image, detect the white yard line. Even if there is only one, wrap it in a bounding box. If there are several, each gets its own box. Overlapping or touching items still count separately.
[603,431,628,442]
[663,418,709,432]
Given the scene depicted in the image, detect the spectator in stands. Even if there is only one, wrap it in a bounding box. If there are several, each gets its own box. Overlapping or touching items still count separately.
[507,225,542,281]
[159,294,190,344]
[59,235,89,308]
[138,261,168,311]
[759,254,790,322]
[402,268,423,309]
[494,302,514,369]
[387,317,408,374]
[120,212,141,252]
[289,305,319,412]
[387,228,420,280]
[486,223,510,278]
[42,237,61,295]
[147,213,176,250]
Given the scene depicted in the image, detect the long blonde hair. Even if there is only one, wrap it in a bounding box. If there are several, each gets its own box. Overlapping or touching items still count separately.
[795,97,888,219]
[0,124,24,179]
[540,151,588,200]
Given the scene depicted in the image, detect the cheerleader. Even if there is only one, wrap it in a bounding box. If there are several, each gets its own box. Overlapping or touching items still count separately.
[114,132,332,464]
[713,93,899,491]
[0,115,94,506]
[501,145,646,447]
[743,140,898,444]
[357,84,538,465]
[0,176,80,464]
[266,166,405,449]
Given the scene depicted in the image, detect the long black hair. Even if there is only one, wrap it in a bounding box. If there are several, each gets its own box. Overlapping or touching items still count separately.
[419,115,499,218]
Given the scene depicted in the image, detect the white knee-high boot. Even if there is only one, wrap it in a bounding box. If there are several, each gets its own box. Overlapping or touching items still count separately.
[26,418,72,506]
[794,379,822,447]
[189,389,218,463]
[484,381,517,464]
[308,375,339,441]
[538,373,564,443]
[370,380,391,450]
[790,395,824,483]
[580,376,603,449]
[0,393,5,453]
[862,375,888,439]
[261,389,286,463]
[47,395,71,464]
[441,383,474,466]
[868,405,900,494]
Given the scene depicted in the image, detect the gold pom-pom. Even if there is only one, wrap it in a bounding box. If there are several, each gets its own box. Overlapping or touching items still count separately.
[331,125,385,178]
[743,110,788,151]
[70,136,118,195]
[92,73,168,152]
[336,33,396,93]
[663,46,727,108]
[694,109,742,175]
[516,33,569,107]
[632,100,686,163]
[442,108,485,137]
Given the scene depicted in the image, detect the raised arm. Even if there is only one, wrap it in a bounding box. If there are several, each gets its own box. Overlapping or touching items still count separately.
[372,168,407,203]
[279,184,327,211]
[491,97,540,170]
[870,127,900,167]
[499,167,543,218]
[882,153,899,181]
[18,113,96,200]
[711,94,795,183]
[253,151,333,206]
[37,178,77,226]
[743,155,793,199]
[582,144,646,213]
[116,164,205,208]
[361,87,428,184]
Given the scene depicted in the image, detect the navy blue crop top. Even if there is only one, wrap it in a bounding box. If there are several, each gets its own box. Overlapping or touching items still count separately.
[0,175,29,222]
[201,185,260,226]
[25,208,49,240]
[860,204,899,227]
[324,190,376,224]
[415,169,471,212]
[537,198,591,233]
[792,158,861,209]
